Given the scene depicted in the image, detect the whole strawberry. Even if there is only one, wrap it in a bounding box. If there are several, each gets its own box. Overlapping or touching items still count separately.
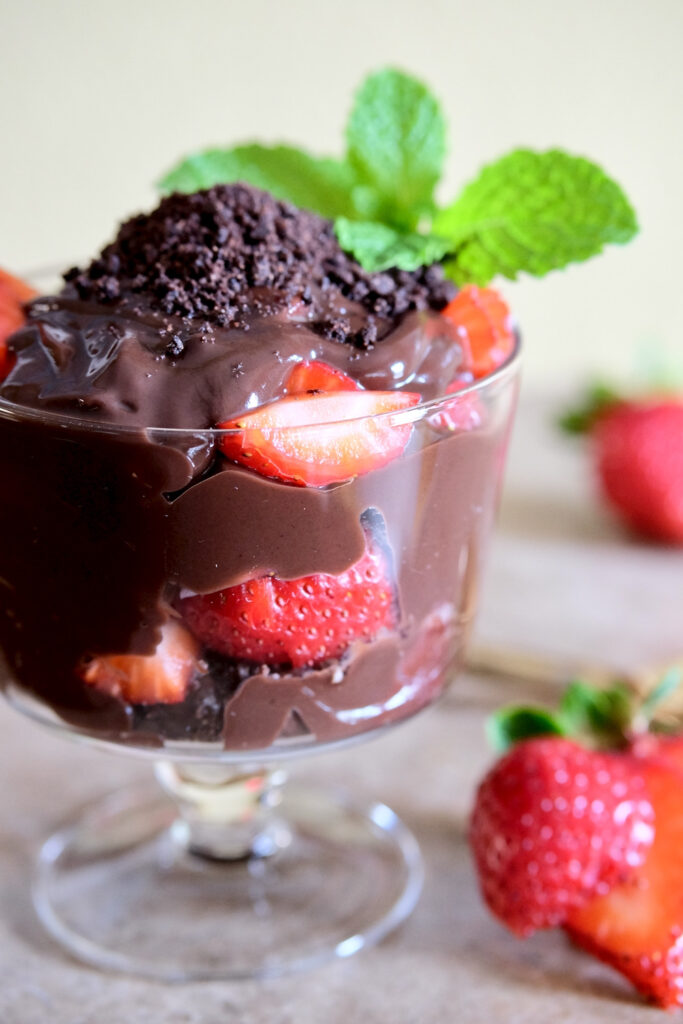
[470,735,653,936]
[562,386,683,543]
[468,676,683,1009]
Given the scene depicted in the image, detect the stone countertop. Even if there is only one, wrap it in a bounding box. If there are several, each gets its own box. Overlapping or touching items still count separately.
[1,388,681,1024]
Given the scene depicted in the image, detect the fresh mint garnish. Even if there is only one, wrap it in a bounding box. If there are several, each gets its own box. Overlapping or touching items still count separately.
[159,68,638,280]
[434,149,638,285]
[334,219,452,273]
[345,68,446,232]
[159,144,358,220]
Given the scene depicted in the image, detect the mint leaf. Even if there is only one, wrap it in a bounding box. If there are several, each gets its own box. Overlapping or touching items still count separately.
[334,218,452,272]
[346,68,446,231]
[159,144,358,220]
[486,707,567,753]
[434,148,638,285]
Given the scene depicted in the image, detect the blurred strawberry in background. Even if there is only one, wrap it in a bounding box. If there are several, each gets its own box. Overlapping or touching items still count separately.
[562,384,683,544]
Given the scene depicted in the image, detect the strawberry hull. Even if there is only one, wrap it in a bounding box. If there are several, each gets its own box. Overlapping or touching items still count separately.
[0,368,517,754]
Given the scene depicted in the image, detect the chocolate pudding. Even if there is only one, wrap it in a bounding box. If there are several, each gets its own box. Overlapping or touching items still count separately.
[0,184,518,754]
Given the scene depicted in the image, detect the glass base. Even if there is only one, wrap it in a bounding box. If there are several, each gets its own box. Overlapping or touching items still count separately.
[33,781,423,981]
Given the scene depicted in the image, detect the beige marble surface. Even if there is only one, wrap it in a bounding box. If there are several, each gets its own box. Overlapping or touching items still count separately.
[1,389,680,1023]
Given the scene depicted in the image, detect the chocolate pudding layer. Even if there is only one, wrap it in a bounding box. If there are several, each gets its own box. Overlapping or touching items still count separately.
[0,184,518,756]
[0,384,517,754]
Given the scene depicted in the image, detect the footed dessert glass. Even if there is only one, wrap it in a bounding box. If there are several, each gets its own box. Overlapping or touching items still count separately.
[0,305,520,980]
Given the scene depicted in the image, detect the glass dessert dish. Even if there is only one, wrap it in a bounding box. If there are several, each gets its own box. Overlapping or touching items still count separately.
[0,312,519,980]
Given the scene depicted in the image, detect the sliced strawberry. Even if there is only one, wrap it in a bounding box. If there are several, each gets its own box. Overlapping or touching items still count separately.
[286,359,362,395]
[429,379,484,434]
[0,268,37,381]
[81,620,199,705]
[566,758,683,1008]
[179,541,394,669]
[441,285,515,379]
[218,389,421,487]
[0,345,14,383]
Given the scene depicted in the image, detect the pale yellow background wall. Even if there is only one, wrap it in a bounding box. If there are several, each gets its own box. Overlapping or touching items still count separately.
[1,0,681,384]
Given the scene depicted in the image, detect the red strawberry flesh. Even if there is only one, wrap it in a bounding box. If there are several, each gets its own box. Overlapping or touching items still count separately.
[566,756,683,1008]
[218,389,420,487]
[441,285,515,379]
[81,620,199,705]
[469,737,654,936]
[429,379,484,434]
[0,268,37,381]
[285,359,362,395]
[179,541,394,669]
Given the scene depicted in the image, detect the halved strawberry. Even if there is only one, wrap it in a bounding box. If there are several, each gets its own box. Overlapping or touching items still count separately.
[286,359,361,395]
[441,285,515,379]
[0,268,37,381]
[566,757,683,1008]
[179,540,394,669]
[81,620,200,705]
[218,389,421,487]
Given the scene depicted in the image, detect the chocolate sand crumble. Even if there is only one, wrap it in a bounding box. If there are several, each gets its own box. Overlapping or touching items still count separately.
[64,183,455,348]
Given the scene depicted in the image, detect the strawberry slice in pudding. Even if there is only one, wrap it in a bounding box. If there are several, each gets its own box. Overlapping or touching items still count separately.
[0,268,37,381]
[218,388,421,487]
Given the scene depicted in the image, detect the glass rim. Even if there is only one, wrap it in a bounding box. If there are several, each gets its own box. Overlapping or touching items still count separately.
[0,338,521,438]
[0,262,521,437]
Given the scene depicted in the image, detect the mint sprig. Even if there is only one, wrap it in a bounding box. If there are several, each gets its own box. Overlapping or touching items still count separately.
[345,68,446,231]
[434,149,638,285]
[159,144,358,220]
[334,219,452,273]
[159,68,638,281]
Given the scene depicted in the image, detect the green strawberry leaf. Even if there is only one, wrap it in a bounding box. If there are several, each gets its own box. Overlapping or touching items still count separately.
[486,671,683,755]
[434,148,639,286]
[345,68,446,231]
[639,668,683,722]
[486,707,568,753]
[334,218,452,272]
[559,381,625,434]
[158,144,358,220]
[487,680,635,755]
[559,680,632,745]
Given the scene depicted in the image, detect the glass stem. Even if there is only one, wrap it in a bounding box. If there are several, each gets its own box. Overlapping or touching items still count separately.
[154,761,292,862]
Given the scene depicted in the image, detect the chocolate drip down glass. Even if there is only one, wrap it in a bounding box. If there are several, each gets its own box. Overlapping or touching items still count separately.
[0,292,520,979]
